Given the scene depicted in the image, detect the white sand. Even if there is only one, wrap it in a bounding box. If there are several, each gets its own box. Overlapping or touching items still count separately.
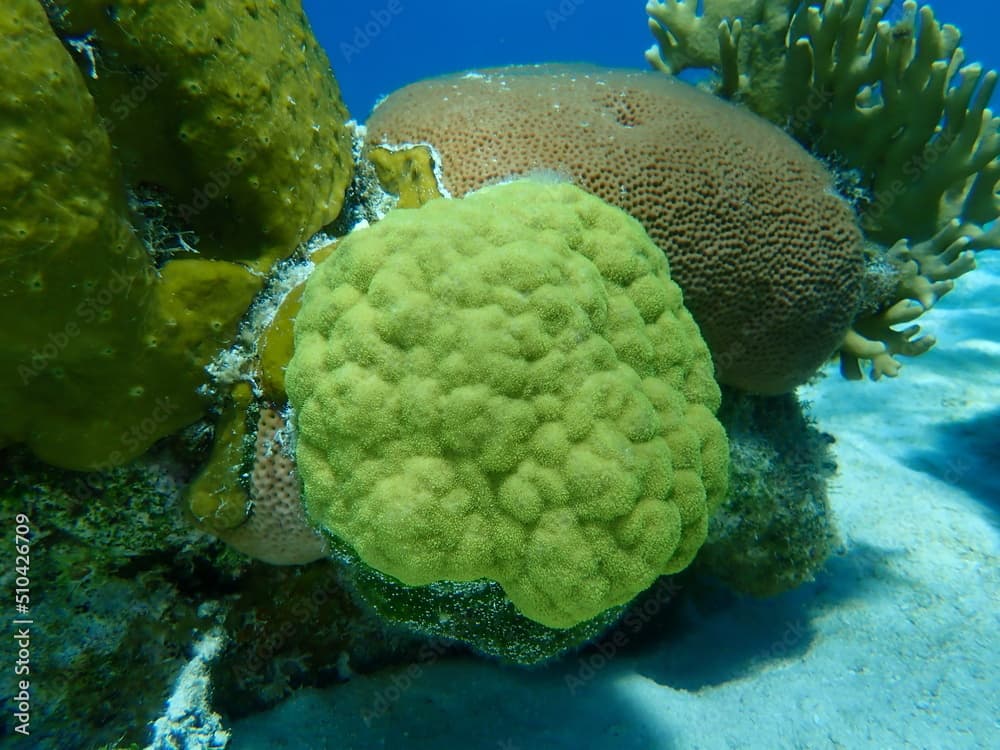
[230,256,999,750]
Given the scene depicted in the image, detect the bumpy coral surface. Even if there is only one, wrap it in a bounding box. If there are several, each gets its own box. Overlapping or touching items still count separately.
[214,406,330,565]
[0,0,262,469]
[287,180,729,629]
[46,0,353,271]
[0,0,355,469]
[365,65,865,394]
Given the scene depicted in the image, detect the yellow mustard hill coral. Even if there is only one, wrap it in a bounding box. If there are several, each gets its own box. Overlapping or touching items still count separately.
[367,146,445,209]
[46,0,353,272]
[186,383,258,532]
[256,239,339,404]
[286,181,730,629]
[0,0,261,469]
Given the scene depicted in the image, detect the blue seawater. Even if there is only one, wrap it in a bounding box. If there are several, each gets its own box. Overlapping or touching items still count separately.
[305,0,1000,119]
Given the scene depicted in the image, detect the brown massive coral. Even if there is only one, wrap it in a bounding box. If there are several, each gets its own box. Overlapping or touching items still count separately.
[364,65,864,394]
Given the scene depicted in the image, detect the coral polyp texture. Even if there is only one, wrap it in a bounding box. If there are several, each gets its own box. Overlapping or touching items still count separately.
[286,180,730,629]
[0,0,351,469]
[45,0,353,271]
[646,0,1000,379]
[364,64,865,394]
[212,406,330,566]
[0,0,261,468]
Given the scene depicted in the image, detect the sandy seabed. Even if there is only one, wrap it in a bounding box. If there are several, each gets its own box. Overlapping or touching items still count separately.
[230,256,999,750]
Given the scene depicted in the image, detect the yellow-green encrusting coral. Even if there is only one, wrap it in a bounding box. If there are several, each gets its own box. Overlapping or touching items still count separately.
[186,383,258,532]
[45,0,354,271]
[0,0,262,469]
[0,0,352,469]
[287,180,729,629]
[646,0,1000,380]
